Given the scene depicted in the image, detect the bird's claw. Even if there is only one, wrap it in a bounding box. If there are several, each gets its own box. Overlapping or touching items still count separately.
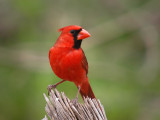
[47,84,56,95]
[71,97,78,105]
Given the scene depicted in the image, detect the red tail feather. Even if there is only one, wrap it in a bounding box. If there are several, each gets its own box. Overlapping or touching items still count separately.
[79,78,95,99]
[79,78,103,112]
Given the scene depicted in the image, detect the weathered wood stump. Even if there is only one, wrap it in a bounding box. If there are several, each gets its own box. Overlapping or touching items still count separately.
[43,89,107,120]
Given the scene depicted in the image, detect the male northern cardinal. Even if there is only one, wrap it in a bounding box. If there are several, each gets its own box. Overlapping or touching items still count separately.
[48,25,95,100]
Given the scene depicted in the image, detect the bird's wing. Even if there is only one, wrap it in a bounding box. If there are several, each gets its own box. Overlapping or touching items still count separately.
[81,50,88,75]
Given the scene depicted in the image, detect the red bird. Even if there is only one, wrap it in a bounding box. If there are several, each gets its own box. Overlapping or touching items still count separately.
[48,25,95,100]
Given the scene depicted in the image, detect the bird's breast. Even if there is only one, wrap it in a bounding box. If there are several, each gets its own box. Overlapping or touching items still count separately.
[49,47,86,82]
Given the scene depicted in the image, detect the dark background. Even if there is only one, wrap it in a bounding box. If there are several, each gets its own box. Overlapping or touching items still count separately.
[0,0,160,120]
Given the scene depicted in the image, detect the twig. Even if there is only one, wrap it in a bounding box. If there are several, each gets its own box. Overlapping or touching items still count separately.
[43,89,107,120]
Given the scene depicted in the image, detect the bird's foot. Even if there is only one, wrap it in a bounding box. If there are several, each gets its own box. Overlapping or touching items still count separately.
[47,84,56,95]
[71,97,78,105]
[71,86,80,105]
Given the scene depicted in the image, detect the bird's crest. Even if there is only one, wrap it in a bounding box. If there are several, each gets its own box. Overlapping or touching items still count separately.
[58,25,82,32]
[58,27,64,32]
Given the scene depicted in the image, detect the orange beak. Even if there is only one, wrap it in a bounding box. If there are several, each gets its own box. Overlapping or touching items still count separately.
[77,29,91,40]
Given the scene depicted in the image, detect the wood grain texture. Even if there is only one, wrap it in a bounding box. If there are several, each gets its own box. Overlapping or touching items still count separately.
[43,89,107,120]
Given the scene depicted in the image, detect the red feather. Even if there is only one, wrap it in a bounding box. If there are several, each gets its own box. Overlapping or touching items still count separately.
[81,50,88,75]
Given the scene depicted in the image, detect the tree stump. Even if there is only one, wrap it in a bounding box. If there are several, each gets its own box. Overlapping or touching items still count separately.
[42,89,107,120]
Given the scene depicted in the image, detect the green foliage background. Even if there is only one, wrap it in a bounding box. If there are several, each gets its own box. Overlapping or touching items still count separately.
[0,0,160,120]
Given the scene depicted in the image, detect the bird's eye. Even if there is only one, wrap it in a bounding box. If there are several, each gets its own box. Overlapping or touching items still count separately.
[70,30,75,34]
